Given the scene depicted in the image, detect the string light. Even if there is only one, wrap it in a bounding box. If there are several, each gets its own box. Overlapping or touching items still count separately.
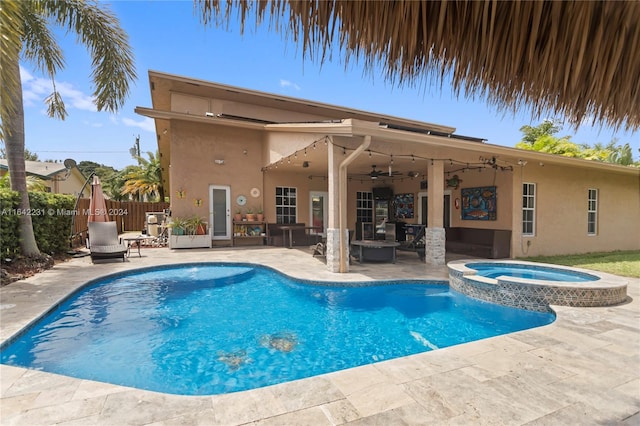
[259,136,515,173]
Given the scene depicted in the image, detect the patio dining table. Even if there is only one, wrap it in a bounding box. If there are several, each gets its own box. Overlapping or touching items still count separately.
[279,225,323,248]
[351,240,400,263]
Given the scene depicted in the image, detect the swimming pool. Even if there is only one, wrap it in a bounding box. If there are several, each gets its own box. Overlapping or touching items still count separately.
[1,263,555,395]
[448,260,628,310]
[466,262,599,281]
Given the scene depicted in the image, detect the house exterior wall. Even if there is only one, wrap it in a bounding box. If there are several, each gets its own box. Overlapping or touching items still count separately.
[167,118,639,255]
[263,171,327,224]
[511,163,640,257]
[448,168,514,230]
[154,77,639,257]
[169,121,264,226]
[54,169,87,196]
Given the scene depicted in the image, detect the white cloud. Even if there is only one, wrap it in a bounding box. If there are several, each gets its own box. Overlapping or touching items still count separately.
[279,79,301,91]
[55,81,96,112]
[20,65,96,112]
[122,117,155,133]
[82,120,104,128]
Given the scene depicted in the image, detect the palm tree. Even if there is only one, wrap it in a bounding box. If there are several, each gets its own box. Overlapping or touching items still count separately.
[0,174,49,192]
[0,0,136,256]
[607,143,636,166]
[121,150,165,202]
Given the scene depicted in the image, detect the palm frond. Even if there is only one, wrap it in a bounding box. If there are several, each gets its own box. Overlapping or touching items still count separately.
[41,0,137,113]
[197,0,640,130]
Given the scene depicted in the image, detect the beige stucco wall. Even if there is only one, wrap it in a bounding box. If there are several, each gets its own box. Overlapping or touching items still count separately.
[168,120,639,255]
[164,92,638,256]
[448,167,514,229]
[54,169,87,196]
[512,163,640,257]
[263,170,327,224]
[169,121,264,230]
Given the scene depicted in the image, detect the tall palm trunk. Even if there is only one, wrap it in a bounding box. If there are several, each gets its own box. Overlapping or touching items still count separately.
[5,50,40,257]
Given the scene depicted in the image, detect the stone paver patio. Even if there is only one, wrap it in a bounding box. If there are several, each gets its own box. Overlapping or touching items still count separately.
[1,246,638,425]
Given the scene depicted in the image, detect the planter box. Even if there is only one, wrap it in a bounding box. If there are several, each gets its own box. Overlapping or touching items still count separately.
[168,232,212,249]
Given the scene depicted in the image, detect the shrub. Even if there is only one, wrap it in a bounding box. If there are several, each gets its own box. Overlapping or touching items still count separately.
[0,189,75,258]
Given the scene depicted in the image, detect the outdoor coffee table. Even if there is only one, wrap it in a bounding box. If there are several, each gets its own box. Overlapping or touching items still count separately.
[351,240,400,263]
[120,235,150,257]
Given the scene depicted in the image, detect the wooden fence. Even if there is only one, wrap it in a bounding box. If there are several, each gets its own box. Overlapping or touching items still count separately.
[71,199,170,245]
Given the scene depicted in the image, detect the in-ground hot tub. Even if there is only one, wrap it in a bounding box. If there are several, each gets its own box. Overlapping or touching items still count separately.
[447,260,628,311]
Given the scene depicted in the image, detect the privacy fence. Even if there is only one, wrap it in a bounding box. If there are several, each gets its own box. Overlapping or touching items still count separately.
[1,189,169,258]
[71,199,170,244]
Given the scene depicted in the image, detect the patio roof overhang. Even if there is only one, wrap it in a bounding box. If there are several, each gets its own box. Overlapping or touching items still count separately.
[136,106,640,194]
[262,119,640,179]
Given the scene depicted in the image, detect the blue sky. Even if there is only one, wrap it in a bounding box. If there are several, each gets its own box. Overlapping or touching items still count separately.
[18,1,639,170]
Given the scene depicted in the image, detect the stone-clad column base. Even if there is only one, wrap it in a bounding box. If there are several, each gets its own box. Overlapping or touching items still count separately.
[326,228,349,273]
[424,227,446,266]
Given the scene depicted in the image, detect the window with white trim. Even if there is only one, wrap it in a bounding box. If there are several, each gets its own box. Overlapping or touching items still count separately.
[275,186,297,224]
[522,183,536,236]
[588,188,598,235]
[356,191,373,223]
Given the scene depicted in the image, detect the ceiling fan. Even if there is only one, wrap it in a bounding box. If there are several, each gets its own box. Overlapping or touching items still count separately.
[368,164,401,179]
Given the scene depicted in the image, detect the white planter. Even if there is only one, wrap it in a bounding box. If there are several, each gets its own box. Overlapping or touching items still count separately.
[168,233,212,249]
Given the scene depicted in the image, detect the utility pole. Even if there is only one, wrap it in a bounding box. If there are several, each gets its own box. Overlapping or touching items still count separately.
[129,134,141,163]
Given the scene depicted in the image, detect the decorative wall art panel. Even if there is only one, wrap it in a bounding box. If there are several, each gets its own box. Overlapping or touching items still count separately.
[394,193,414,219]
[461,186,497,220]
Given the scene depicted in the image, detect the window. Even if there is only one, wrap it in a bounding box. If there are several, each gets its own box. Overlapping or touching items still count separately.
[522,183,536,236]
[588,188,598,235]
[356,191,373,223]
[275,186,297,224]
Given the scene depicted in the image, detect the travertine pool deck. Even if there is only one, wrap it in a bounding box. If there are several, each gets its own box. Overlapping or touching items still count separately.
[1,247,638,425]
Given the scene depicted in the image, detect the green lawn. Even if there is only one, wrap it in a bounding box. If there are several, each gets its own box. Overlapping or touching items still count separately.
[521,250,640,278]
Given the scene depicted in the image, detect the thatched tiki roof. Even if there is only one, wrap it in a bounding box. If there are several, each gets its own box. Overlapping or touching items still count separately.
[198,0,640,130]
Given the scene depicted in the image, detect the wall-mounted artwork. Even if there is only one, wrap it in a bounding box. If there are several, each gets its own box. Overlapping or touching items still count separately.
[393,193,414,219]
[461,186,496,220]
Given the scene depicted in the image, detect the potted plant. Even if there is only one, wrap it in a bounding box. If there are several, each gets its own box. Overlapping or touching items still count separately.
[245,207,256,222]
[234,208,243,222]
[168,216,211,249]
[167,217,187,235]
[256,206,264,222]
[186,215,207,235]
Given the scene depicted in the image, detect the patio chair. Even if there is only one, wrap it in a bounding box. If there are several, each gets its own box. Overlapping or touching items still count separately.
[397,225,426,259]
[88,222,128,262]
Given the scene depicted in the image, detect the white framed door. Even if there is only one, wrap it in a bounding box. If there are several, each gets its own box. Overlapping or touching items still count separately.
[209,185,231,240]
[309,191,328,236]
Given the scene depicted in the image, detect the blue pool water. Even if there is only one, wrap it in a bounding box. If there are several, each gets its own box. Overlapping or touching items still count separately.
[467,263,599,282]
[1,263,555,395]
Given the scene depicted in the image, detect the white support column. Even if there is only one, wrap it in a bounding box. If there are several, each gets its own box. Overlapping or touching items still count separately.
[326,139,342,272]
[426,160,446,265]
[326,135,371,272]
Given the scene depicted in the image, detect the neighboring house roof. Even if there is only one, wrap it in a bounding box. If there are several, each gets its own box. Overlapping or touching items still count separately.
[0,159,72,179]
